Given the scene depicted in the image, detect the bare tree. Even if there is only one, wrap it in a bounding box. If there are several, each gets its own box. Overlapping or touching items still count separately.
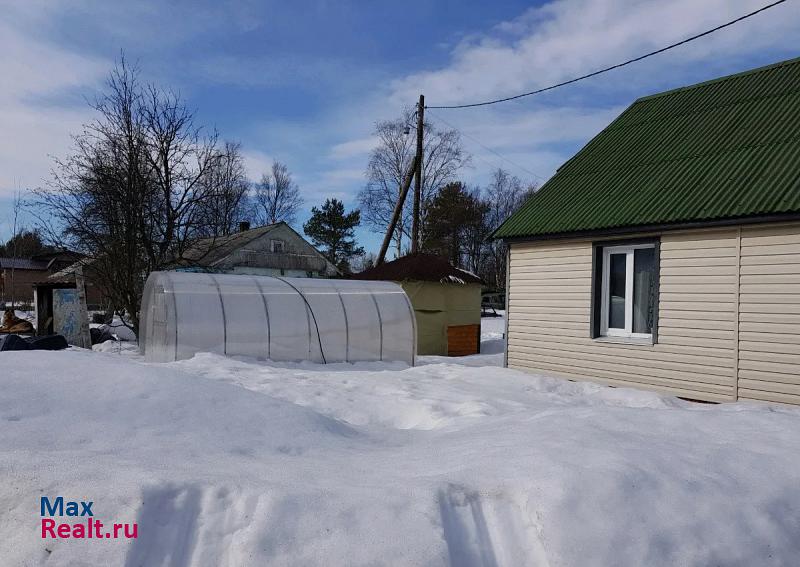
[139,82,222,266]
[349,251,377,273]
[463,185,491,275]
[482,168,537,288]
[253,161,303,226]
[7,190,22,306]
[33,57,149,331]
[358,108,470,256]
[194,141,250,238]
[33,55,228,334]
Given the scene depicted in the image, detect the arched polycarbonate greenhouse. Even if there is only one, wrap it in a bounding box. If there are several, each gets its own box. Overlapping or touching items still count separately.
[139,271,417,365]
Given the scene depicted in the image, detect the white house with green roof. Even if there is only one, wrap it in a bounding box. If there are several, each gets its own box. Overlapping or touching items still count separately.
[494,57,800,405]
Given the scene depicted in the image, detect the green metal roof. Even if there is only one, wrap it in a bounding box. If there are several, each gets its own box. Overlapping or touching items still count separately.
[494,56,800,239]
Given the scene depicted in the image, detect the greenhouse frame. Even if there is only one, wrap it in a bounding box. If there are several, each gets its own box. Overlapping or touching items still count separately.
[139,271,417,365]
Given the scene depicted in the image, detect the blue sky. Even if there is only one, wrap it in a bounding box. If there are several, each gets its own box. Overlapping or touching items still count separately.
[1,0,798,253]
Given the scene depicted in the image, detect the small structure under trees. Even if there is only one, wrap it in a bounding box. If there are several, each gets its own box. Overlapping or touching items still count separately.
[352,253,482,356]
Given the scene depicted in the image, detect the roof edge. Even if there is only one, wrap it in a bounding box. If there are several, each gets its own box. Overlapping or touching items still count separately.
[184,222,283,267]
[499,213,800,243]
[634,55,800,103]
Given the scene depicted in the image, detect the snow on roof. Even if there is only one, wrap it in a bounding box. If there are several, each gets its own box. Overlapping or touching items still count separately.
[47,257,96,280]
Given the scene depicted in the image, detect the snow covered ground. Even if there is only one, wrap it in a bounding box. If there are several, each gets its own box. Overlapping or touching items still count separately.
[2,317,800,565]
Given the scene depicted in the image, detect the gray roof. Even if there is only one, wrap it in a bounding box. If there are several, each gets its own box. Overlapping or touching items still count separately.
[48,257,96,281]
[0,257,49,270]
[180,224,283,267]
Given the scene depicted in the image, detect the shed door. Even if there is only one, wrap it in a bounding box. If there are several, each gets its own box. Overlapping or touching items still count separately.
[447,324,480,356]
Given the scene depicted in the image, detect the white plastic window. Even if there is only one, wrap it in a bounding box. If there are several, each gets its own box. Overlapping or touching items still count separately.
[600,244,656,339]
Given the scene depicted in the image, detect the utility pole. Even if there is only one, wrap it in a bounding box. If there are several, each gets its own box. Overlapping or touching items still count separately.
[377,156,418,266]
[411,94,424,254]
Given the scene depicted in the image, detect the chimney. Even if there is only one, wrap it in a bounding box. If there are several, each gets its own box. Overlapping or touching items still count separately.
[238,221,251,232]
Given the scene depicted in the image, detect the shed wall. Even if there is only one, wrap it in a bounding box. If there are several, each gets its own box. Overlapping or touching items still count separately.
[737,224,800,405]
[401,281,481,356]
[507,221,800,404]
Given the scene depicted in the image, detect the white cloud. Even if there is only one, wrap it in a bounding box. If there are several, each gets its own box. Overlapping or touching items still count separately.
[241,149,274,181]
[297,166,367,206]
[0,14,108,197]
[389,0,800,107]
[2,0,798,216]
[329,137,378,161]
[332,0,799,190]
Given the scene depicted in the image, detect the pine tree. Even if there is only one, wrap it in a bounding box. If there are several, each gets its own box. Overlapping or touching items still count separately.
[0,230,51,258]
[422,182,487,268]
[303,199,364,273]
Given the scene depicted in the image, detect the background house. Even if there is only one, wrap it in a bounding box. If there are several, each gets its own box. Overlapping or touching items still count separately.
[495,57,800,406]
[179,222,340,278]
[0,251,83,305]
[47,257,107,309]
[352,253,482,356]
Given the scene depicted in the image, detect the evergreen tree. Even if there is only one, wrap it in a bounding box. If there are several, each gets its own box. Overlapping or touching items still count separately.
[0,230,51,258]
[303,199,364,273]
[422,182,487,268]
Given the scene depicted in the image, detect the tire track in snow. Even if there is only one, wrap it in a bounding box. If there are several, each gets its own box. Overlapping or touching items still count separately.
[124,485,271,567]
[124,485,203,567]
[438,484,550,567]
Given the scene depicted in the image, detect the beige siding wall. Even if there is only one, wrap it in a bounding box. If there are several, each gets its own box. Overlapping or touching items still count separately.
[737,224,800,405]
[507,223,800,404]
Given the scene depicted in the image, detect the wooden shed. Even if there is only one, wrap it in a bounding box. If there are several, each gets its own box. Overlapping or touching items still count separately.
[352,254,483,356]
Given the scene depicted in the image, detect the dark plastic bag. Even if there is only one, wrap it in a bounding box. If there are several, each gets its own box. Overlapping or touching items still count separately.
[26,335,69,351]
[0,334,32,351]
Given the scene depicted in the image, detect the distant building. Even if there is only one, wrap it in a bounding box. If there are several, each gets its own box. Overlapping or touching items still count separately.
[47,257,107,309]
[0,251,83,304]
[179,222,340,278]
[352,253,483,356]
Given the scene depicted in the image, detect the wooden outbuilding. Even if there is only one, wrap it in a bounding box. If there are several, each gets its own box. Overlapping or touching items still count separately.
[352,254,483,356]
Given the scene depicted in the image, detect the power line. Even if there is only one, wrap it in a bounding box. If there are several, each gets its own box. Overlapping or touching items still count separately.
[427,0,789,110]
[427,110,545,181]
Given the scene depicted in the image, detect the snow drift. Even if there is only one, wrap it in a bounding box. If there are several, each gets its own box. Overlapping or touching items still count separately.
[1,346,800,566]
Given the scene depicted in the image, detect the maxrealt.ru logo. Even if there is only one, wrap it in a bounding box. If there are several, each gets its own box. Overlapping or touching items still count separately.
[40,497,138,539]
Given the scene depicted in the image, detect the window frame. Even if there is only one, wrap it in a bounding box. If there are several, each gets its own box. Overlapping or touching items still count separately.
[591,238,660,343]
[270,239,285,253]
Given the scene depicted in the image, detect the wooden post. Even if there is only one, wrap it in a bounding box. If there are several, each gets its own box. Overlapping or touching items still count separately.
[377,156,418,265]
[411,94,424,254]
[74,266,92,349]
